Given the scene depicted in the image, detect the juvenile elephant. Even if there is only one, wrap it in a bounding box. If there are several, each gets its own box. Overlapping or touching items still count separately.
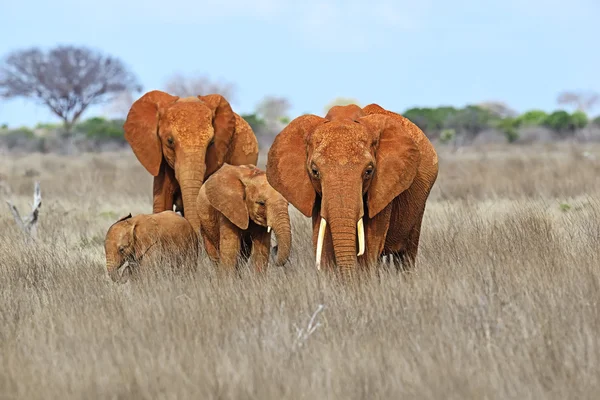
[266,103,438,275]
[197,163,292,272]
[104,211,199,283]
[123,90,259,232]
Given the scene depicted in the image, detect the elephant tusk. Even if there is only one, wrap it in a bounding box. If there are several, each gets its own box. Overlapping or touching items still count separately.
[267,226,271,233]
[117,260,130,275]
[315,217,327,270]
[357,218,365,256]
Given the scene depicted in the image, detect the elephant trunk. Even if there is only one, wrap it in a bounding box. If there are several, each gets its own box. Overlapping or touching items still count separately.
[317,180,365,275]
[105,252,124,282]
[267,203,292,266]
[176,156,206,233]
[327,214,359,274]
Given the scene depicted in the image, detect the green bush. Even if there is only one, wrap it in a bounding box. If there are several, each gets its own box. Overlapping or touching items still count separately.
[593,116,600,127]
[12,127,35,138]
[444,105,498,138]
[0,128,42,151]
[403,106,458,134]
[571,110,588,130]
[542,110,586,136]
[496,117,520,143]
[241,113,267,132]
[35,122,62,130]
[75,117,125,140]
[516,110,548,127]
[439,129,456,144]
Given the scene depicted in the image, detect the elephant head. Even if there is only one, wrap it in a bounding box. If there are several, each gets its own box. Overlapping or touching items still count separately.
[123,90,237,232]
[266,104,421,271]
[204,163,292,266]
[104,213,158,283]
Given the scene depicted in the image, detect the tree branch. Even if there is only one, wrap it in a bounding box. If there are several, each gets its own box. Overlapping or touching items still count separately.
[5,181,42,240]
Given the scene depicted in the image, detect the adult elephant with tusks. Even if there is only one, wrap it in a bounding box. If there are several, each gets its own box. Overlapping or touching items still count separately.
[123,90,259,232]
[266,103,438,278]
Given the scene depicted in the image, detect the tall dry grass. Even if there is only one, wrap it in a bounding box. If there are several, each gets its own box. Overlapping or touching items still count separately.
[1,142,600,399]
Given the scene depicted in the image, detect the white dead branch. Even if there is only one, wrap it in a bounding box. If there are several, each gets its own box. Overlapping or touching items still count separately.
[6,181,42,240]
[292,304,325,350]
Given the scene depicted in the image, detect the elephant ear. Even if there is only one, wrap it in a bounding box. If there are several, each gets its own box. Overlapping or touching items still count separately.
[266,114,325,217]
[130,217,160,259]
[198,94,236,177]
[204,164,249,230]
[116,213,132,223]
[359,113,421,219]
[123,91,179,176]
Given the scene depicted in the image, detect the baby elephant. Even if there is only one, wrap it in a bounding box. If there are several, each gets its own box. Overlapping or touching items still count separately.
[197,163,292,272]
[104,211,199,283]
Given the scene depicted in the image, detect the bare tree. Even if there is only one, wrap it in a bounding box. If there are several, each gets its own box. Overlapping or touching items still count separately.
[252,95,292,148]
[477,101,518,118]
[0,45,142,133]
[557,90,599,113]
[163,72,237,103]
[102,90,135,119]
[256,95,291,125]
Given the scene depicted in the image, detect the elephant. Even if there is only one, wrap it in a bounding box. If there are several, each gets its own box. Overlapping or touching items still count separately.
[265,103,438,276]
[197,163,292,272]
[123,90,259,232]
[104,211,199,283]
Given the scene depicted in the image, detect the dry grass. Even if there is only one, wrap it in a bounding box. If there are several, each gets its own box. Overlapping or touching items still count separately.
[1,142,600,399]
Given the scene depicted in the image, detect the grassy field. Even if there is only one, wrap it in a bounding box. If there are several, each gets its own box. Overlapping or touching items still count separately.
[1,142,600,399]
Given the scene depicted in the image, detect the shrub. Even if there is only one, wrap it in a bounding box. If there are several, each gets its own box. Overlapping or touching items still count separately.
[444,105,498,139]
[74,117,125,141]
[516,110,548,127]
[543,111,576,136]
[439,129,456,144]
[571,111,588,130]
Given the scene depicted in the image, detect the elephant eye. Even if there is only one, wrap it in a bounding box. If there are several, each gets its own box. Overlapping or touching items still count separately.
[118,246,125,253]
[208,137,215,147]
[364,165,374,179]
[310,164,320,179]
[256,200,266,206]
[167,136,175,146]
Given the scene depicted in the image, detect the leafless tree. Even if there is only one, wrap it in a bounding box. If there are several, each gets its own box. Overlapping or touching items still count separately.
[256,95,291,125]
[0,45,142,133]
[103,90,135,120]
[163,72,237,103]
[252,95,292,148]
[557,90,599,113]
[477,101,518,118]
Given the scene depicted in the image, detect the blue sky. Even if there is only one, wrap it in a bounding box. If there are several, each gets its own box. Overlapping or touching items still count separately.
[1,0,599,127]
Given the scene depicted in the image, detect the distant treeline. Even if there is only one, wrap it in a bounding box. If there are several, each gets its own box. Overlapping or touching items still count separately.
[2,106,600,154]
[400,106,599,144]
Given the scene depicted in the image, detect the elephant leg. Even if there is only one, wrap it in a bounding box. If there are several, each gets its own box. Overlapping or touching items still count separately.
[364,202,392,271]
[219,216,241,271]
[249,226,271,273]
[202,233,220,264]
[153,161,179,213]
[387,194,428,273]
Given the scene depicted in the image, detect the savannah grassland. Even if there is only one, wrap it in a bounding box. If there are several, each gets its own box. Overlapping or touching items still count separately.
[1,142,600,399]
